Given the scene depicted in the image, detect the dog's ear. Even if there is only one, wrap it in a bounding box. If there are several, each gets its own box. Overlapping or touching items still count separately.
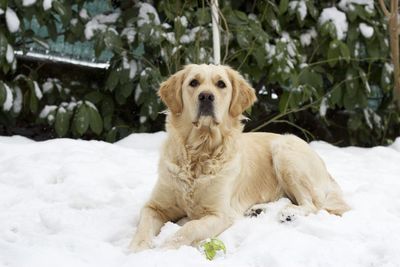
[226,67,257,117]
[158,68,187,115]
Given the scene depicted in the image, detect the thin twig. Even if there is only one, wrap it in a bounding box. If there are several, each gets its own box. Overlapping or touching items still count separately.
[250,73,363,133]
[273,119,316,141]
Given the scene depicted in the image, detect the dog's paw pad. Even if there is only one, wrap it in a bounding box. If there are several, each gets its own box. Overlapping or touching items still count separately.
[244,204,267,217]
[279,208,298,223]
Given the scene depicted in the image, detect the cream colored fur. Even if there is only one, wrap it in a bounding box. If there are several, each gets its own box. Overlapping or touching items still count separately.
[129,64,350,252]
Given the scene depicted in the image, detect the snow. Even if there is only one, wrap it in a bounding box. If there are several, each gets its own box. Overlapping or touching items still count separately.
[319,97,328,117]
[318,7,348,40]
[122,57,137,79]
[42,80,54,94]
[134,84,142,102]
[2,83,14,111]
[34,81,43,100]
[129,60,137,79]
[162,32,176,45]
[121,27,136,43]
[39,105,58,119]
[179,27,207,44]
[177,16,188,28]
[289,1,307,21]
[84,13,120,40]
[6,44,14,63]
[5,8,20,33]
[79,8,89,20]
[338,0,374,13]
[22,0,36,6]
[1,133,400,267]
[137,3,160,27]
[300,28,317,47]
[42,0,54,10]
[385,62,394,74]
[359,23,374,38]
[12,86,22,114]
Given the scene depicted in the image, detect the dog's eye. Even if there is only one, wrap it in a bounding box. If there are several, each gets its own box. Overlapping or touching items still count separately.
[189,79,199,87]
[216,80,226,89]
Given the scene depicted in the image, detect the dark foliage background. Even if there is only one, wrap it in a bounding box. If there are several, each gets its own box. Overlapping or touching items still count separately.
[0,0,399,146]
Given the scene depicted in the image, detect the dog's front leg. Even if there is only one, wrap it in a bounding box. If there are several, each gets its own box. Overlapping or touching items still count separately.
[129,205,168,252]
[162,214,233,249]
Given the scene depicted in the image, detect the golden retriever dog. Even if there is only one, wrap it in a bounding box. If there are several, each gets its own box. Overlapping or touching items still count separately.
[129,64,350,252]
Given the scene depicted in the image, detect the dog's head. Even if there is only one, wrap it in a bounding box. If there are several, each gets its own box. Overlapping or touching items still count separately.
[158,64,257,128]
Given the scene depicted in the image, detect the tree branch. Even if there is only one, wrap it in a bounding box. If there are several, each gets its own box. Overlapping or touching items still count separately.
[379,0,390,17]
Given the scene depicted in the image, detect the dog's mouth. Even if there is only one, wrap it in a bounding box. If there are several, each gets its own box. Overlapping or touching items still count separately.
[192,113,219,128]
[192,101,220,128]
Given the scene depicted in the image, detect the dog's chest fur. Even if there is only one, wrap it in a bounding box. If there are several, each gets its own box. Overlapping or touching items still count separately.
[166,133,239,219]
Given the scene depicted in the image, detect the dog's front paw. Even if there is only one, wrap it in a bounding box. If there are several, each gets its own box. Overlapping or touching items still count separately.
[244,203,268,217]
[129,239,152,253]
[161,235,187,250]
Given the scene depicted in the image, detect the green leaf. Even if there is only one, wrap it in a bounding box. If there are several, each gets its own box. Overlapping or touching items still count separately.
[339,42,350,63]
[327,40,341,67]
[0,81,5,107]
[27,80,38,114]
[320,21,337,39]
[55,107,71,137]
[279,0,289,15]
[47,21,58,41]
[0,0,7,9]
[88,105,103,135]
[32,36,49,49]
[197,8,210,25]
[343,91,357,110]
[73,103,90,136]
[120,83,133,98]
[84,91,103,104]
[0,32,8,58]
[237,31,250,48]
[94,34,105,57]
[132,43,145,58]
[106,127,117,142]
[103,114,112,130]
[299,69,323,91]
[345,68,359,97]
[279,91,289,113]
[52,0,71,25]
[104,29,123,53]
[52,1,66,18]
[234,10,247,21]
[101,96,115,116]
[330,86,343,106]
[366,39,380,59]
[106,70,119,91]
[253,46,266,69]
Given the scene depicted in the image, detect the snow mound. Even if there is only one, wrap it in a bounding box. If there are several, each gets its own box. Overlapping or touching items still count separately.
[1,134,400,267]
[115,132,166,151]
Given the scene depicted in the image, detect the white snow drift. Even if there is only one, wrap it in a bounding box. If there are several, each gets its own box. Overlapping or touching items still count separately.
[0,133,400,267]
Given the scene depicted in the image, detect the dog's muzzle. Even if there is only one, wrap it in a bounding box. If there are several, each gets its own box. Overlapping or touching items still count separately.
[198,92,214,117]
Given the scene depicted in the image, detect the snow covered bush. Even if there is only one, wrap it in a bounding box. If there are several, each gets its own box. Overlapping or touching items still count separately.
[0,0,399,145]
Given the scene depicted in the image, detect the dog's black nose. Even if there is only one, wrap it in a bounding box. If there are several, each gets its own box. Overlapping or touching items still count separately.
[198,92,214,102]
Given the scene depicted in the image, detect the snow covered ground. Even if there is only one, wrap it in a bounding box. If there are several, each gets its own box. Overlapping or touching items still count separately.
[1,133,400,267]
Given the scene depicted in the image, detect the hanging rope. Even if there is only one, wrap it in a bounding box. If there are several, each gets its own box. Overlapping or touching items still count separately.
[211,0,220,65]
